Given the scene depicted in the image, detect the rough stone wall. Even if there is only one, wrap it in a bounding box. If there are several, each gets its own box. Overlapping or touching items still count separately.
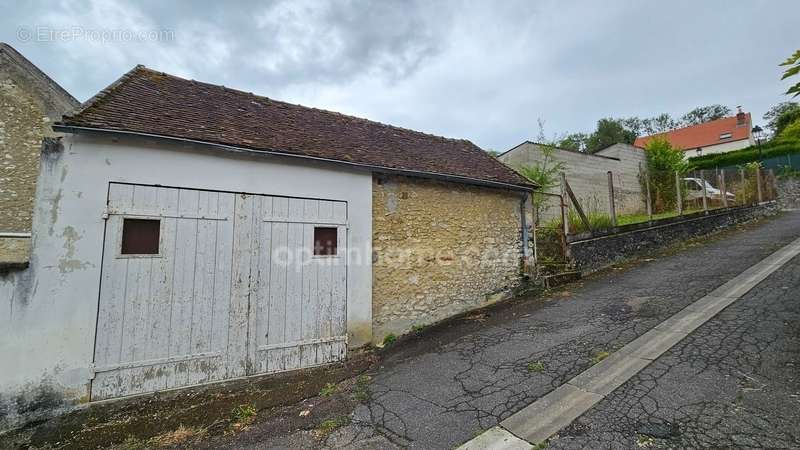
[776,177,800,210]
[0,77,51,234]
[371,175,525,340]
[499,142,646,221]
[0,44,77,265]
[569,203,778,272]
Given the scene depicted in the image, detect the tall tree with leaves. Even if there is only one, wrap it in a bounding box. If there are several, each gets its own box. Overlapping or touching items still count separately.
[558,132,589,152]
[585,118,637,153]
[781,49,800,97]
[641,113,680,135]
[680,104,731,126]
[763,102,799,135]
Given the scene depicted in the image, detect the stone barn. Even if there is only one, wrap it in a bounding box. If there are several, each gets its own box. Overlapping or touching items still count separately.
[0,65,533,429]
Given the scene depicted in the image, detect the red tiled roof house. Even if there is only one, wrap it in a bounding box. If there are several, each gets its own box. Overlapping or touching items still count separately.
[635,108,754,158]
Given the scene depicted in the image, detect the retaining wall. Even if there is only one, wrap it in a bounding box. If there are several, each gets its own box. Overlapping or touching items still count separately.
[776,177,800,210]
[568,203,778,272]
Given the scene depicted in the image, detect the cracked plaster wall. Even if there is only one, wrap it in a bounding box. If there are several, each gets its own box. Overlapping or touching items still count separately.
[0,133,374,431]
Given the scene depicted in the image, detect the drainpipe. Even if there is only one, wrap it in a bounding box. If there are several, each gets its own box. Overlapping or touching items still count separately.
[520,192,532,274]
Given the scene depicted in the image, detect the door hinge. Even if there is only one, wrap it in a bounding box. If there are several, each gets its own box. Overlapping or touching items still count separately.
[88,363,96,380]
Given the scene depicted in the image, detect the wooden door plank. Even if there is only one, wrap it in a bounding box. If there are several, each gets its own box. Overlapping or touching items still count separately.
[209,193,235,382]
[228,194,253,379]
[266,221,288,372]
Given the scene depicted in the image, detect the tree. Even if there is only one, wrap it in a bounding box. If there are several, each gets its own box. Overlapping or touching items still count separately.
[486,149,500,158]
[558,132,589,152]
[774,107,800,137]
[641,113,680,135]
[585,118,637,153]
[781,49,800,97]
[779,119,800,141]
[680,104,731,126]
[763,102,799,135]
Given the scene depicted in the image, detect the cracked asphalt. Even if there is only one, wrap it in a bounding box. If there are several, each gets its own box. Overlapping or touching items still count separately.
[550,254,800,449]
[216,211,800,449]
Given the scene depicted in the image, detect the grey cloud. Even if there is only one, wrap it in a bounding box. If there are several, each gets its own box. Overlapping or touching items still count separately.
[2,0,799,152]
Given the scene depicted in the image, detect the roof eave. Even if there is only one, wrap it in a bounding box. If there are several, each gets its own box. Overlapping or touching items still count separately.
[53,125,536,193]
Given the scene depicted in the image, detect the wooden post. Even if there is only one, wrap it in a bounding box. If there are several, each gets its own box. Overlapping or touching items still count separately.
[675,171,683,215]
[700,170,709,213]
[740,169,747,205]
[564,177,592,233]
[607,171,617,227]
[720,169,728,208]
[768,169,776,201]
[756,169,763,204]
[645,174,653,221]
[560,172,570,237]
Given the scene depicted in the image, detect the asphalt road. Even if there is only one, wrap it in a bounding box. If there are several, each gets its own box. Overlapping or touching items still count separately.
[550,253,800,449]
[215,211,800,449]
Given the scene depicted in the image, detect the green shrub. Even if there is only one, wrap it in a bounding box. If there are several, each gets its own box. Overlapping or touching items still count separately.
[779,119,800,141]
[516,145,566,224]
[643,137,688,213]
[382,334,397,347]
[689,139,800,170]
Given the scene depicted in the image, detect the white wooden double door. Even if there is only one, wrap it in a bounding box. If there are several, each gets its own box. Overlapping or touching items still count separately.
[92,183,348,400]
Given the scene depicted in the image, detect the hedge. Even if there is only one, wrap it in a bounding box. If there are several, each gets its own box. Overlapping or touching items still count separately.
[688,139,800,170]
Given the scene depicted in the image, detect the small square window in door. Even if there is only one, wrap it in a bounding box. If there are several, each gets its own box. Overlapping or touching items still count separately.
[314,227,338,256]
[121,218,161,255]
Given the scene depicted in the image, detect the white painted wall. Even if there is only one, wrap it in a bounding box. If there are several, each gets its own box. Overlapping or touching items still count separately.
[0,133,373,427]
[683,137,754,158]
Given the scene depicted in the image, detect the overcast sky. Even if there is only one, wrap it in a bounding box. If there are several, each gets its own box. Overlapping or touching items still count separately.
[3,0,798,151]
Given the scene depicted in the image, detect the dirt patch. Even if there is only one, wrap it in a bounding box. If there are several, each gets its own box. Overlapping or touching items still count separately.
[1,352,374,450]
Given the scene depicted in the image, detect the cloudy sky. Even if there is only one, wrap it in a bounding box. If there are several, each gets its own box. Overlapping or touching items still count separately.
[3,0,798,151]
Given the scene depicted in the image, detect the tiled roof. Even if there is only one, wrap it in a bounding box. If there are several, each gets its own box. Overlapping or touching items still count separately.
[634,114,752,151]
[58,65,532,189]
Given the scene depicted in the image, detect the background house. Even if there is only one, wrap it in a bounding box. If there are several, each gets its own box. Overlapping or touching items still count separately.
[0,65,532,429]
[499,141,646,220]
[0,43,78,268]
[635,108,754,158]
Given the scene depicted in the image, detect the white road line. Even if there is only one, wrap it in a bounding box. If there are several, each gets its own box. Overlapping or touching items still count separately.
[459,236,800,448]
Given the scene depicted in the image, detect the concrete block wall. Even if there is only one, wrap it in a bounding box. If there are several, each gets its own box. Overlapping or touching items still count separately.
[371,175,526,340]
[499,142,646,221]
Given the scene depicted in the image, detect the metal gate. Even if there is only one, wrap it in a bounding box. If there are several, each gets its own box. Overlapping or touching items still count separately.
[91,183,347,400]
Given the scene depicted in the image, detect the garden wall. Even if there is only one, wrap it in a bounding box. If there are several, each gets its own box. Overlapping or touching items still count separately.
[568,203,778,272]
